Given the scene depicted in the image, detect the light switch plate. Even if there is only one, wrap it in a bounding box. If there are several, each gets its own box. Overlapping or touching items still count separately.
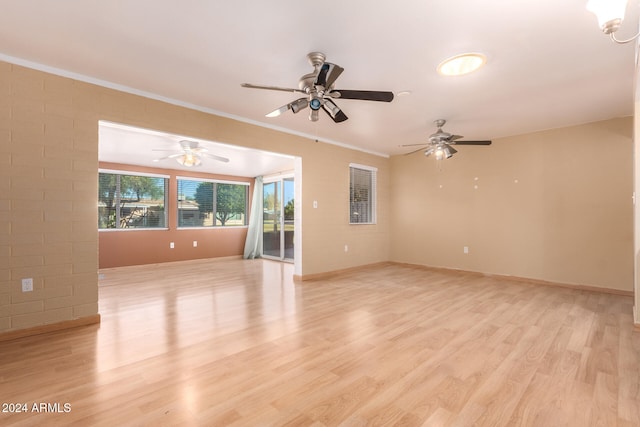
[22,278,33,292]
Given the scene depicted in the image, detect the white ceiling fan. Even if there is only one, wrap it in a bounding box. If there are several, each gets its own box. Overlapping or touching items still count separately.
[152,140,229,167]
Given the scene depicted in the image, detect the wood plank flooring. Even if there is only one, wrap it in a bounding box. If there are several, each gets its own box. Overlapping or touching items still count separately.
[0,259,639,426]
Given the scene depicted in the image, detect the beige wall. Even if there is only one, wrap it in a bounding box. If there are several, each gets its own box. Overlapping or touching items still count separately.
[0,64,100,332]
[390,117,634,292]
[0,61,390,333]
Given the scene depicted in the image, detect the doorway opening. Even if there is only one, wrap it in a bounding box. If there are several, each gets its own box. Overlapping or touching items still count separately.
[98,121,301,274]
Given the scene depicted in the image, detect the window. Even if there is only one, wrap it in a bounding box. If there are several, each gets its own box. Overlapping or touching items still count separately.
[349,164,377,224]
[177,178,248,227]
[98,170,168,229]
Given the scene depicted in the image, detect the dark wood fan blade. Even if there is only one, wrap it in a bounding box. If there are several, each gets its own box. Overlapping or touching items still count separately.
[332,90,394,102]
[453,140,492,145]
[315,63,344,89]
[325,64,344,89]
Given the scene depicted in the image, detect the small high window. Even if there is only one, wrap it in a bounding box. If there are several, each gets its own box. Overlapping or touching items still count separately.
[349,164,377,224]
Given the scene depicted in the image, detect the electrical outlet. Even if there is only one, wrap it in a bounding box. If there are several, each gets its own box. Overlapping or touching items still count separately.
[170,242,175,249]
[344,244,348,252]
[313,200,318,209]
[463,246,469,254]
[193,241,198,247]
[22,278,33,292]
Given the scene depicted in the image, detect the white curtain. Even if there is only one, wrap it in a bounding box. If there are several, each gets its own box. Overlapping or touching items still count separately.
[243,176,263,259]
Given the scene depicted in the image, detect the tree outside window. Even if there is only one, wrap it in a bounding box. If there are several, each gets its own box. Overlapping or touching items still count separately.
[98,172,167,229]
[180,179,248,227]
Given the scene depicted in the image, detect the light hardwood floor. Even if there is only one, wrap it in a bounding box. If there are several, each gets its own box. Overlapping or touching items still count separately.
[1,259,639,426]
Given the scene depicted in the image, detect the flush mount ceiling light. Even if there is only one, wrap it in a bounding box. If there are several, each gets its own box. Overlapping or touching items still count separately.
[587,0,639,43]
[437,53,486,76]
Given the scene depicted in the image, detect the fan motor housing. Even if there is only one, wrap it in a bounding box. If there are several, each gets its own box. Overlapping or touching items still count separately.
[298,73,316,92]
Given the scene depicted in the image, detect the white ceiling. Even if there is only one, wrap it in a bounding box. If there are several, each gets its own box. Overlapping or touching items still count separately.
[98,122,295,177]
[0,0,637,165]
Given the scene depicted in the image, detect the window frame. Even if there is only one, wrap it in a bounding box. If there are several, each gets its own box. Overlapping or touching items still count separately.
[176,176,250,229]
[349,163,377,225]
[98,169,169,231]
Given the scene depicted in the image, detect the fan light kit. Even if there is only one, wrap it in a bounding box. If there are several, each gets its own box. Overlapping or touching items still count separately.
[431,144,457,160]
[587,0,639,43]
[176,153,201,167]
[437,53,486,76]
[401,119,492,160]
[242,52,394,123]
[152,140,229,167]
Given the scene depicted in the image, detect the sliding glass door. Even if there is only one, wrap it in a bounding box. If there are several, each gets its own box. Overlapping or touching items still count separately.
[263,181,281,258]
[263,177,294,261]
[283,178,294,260]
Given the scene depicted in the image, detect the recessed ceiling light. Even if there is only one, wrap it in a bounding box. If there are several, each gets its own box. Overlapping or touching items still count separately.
[437,53,486,76]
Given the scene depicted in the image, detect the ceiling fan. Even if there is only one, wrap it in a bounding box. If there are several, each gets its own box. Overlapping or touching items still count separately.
[152,140,229,167]
[402,119,492,159]
[241,52,394,123]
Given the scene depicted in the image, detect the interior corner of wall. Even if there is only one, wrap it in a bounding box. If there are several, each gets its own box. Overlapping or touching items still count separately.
[635,305,640,326]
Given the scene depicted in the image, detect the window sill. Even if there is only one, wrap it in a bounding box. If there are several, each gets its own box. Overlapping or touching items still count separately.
[99,228,170,232]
